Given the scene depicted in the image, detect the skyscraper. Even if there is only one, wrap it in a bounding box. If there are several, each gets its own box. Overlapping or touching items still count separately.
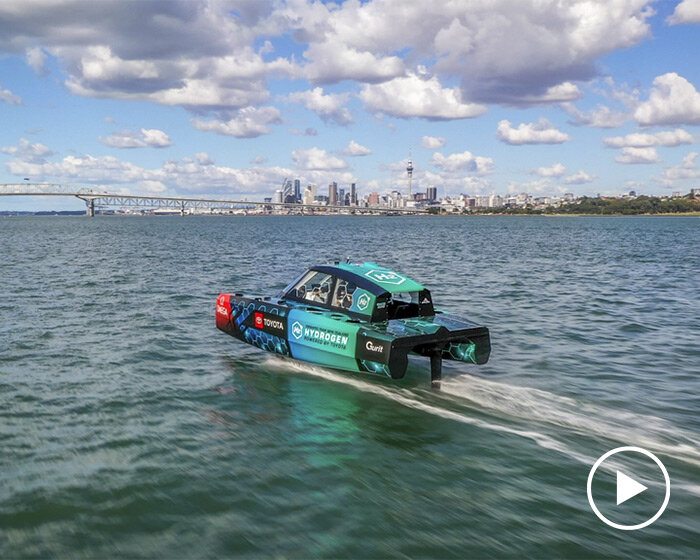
[294,179,301,202]
[282,179,295,203]
[427,186,437,201]
[338,188,345,205]
[350,183,357,205]
[329,182,338,205]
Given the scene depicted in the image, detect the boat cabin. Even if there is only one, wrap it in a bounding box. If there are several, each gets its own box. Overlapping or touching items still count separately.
[280,262,435,322]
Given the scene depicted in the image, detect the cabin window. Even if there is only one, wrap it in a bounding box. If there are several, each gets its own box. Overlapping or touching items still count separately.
[332,279,357,309]
[291,271,334,305]
[387,291,431,319]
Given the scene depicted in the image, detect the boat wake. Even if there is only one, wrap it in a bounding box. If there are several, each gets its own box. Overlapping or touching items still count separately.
[263,356,700,475]
[438,375,700,468]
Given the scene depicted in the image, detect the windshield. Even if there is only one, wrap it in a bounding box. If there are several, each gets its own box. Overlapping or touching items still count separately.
[290,270,334,305]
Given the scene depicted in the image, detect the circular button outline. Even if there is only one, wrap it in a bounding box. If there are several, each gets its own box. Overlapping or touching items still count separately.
[587,446,670,531]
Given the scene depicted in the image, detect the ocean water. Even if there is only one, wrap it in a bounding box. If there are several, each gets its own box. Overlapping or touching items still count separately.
[1,215,698,558]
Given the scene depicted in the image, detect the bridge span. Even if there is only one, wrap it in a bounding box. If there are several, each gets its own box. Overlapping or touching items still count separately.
[0,183,428,216]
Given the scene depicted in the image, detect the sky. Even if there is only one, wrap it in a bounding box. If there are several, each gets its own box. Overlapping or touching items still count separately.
[1,0,700,211]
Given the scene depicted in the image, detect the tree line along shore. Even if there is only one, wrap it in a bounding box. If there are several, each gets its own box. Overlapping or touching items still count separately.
[464,195,700,216]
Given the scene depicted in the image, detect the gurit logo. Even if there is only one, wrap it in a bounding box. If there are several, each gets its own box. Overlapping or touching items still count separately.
[291,321,303,339]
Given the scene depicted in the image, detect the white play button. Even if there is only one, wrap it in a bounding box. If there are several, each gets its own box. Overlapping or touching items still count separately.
[587,446,671,530]
[616,471,647,505]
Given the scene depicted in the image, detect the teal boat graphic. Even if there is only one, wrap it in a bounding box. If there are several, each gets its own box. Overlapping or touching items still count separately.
[216,262,490,385]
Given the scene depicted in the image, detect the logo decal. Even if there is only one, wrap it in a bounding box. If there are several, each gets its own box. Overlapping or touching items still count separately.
[263,317,284,331]
[291,321,303,339]
[357,293,371,311]
[254,312,264,328]
[301,326,349,349]
[365,269,406,285]
[357,334,390,361]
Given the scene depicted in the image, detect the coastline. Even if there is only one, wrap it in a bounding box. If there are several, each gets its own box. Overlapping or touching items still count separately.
[3,211,699,218]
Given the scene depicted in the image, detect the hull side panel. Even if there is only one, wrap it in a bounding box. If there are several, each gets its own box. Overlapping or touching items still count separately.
[286,308,362,372]
[216,294,292,358]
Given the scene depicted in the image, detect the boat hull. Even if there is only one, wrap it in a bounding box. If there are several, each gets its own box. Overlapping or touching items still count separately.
[216,293,490,379]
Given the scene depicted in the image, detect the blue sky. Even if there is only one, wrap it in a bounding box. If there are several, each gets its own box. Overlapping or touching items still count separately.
[1,0,700,210]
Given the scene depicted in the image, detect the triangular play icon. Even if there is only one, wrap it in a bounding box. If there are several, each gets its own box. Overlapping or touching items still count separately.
[617,471,647,505]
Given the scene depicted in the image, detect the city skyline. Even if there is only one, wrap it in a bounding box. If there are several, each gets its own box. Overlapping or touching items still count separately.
[1,1,700,211]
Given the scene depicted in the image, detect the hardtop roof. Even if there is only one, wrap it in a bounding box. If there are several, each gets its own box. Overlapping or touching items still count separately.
[319,262,426,294]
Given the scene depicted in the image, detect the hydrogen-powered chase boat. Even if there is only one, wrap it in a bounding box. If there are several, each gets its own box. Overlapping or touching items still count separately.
[216,262,490,384]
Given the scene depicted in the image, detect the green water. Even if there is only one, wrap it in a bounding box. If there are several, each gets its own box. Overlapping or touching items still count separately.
[1,215,698,558]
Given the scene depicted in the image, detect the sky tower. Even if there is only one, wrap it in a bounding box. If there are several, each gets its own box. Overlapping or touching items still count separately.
[406,154,413,200]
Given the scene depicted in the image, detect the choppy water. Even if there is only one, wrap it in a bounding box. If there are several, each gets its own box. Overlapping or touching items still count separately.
[1,215,699,558]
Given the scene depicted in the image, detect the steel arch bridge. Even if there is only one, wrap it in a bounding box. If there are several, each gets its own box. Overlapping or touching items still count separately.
[0,183,428,216]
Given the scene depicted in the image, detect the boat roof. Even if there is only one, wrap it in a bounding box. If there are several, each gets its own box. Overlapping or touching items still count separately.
[316,262,426,294]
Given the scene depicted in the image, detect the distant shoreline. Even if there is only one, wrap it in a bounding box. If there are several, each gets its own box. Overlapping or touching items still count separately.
[3,211,699,218]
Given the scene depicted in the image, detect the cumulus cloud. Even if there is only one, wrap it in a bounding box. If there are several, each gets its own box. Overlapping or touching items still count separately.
[340,141,372,156]
[141,129,172,148]
[565,170,596,184]
[660,152,700,184]
[532,164,595,185]
[0,82,22,105]
[422,136,446,149]
[59,44,282,111]
[513,82,583,106]
[359,72,486,120]
[615,147,661,164]
[0,2,294,113]
[194,152,214,165]
[634,73,700,126]
[535,163,566,177]
[0,1,660,114]
[442,1,652,104]
[562,103,629,128]
[5,152,156,184]
[496,119,571,145]
[26,47,49,75]
[431,151,494,175]
[667,0,700,24]
[289,127,318,136]
[506,178,561,195]
[1,136,359,196]
[286,87,353,126]
[3,149,294,196]
[191,106,282,138]
[277,0,653,105]
[100,128,173,148]
[2,138,54,163]
[302,42,404,85]
[292,147,348,170]
[386,163,493,198]
[603,129,694,148]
